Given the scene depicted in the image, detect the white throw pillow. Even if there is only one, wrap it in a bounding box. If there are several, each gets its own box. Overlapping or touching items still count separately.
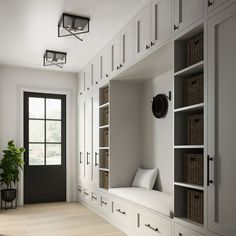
[132,168,158,190]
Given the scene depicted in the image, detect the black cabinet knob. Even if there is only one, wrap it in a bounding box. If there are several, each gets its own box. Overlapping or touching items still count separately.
[146,44,150,50]
[151,41,155,46]
[174,25,179,30]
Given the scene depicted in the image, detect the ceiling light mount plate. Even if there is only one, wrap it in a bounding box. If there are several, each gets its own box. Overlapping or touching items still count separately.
[43,50,67,68]
[58,13,90,41]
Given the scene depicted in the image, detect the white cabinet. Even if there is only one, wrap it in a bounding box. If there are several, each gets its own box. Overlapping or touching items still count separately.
[84,64,92,92]
[78,99,85,180]
[174,0,204,35]
[78,71,85,96]
[174,223,203,236]
[110,22,134,75]
[91,90,99,187]
[84,96,92,182]
[100,46,111,82]
[207,3,236,236]
[134,0,172,60]
[92,56,100,87]
[207,0,229,13]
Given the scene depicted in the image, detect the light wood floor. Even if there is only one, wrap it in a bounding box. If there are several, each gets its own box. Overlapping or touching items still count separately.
[0,202,126,236]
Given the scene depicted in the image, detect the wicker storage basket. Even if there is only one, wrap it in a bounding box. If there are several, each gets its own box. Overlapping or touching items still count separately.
[184,154,203,185]
[103,130,109,147]
[187,190,203,224]
[187,114,204,145]
[187,33,204,66]
[103,171,109,189]
[185,74,204,106]
[103,108,109,125]
[103,87,109,104]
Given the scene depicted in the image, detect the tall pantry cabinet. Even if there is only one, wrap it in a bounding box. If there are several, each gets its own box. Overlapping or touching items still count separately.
[207,2,236,235]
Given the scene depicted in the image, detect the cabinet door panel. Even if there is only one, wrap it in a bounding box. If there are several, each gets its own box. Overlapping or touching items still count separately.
[151,0,172,48]
[84,65,92,91]
[92,56,100,86]
[78,100,85,180]
[208,0,229,13]
[85,97,92,182]
[174,0,204,34]
[100,47,111,81]
[92,91,99,187]
[111,36,121,74]
[208,3,236,235]
[78,71,85,96]
[134,7,149,60]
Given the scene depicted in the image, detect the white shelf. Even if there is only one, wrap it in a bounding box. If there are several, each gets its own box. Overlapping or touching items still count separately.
[99,147,110,150]
[174,182,204,191]
[174,145,204,149]
[99,102,109,109]
[174,103,204,113]
[99,168,110,172]
[174,61,204,77]
[99,125,109,129]
[174,217,204,231]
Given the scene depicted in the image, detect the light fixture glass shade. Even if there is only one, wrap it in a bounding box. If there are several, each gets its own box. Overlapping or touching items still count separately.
[44,50,67,68]
[58,13,90,41]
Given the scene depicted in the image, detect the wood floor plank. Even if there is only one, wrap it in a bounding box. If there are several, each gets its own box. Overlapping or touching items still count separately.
[0,202,126,236]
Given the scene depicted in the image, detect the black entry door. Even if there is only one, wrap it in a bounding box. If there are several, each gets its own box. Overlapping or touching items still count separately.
[24,92,66,204]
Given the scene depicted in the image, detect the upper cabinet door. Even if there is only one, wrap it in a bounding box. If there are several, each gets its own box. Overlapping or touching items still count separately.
[150,0,172,48]
[207,3,236,236]
[207,0,229,13]
[120,21,134,69]
[134,5,149,60]
[174,0,204,35]
[84,64,92,92]
[100,46,111,82]
[111,35,121,75]
[78,72,85,96]
[92,56,100,87]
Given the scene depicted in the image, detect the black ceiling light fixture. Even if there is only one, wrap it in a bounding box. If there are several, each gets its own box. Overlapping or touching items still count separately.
[43,50,67,68]
[58,13,90,41]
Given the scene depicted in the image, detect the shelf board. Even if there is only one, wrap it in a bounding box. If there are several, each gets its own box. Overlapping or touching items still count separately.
[99,147,110,150]
[99,168,110,172]
[174,61,204,77]
[99,125,109,129]
[174,217,204,231]
[174,145,204,149]
[99,102,109,109]
[174,182,204,191]
[174,103,204,113]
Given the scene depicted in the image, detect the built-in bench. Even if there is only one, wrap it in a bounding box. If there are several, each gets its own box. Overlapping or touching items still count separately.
[109,187,174,218]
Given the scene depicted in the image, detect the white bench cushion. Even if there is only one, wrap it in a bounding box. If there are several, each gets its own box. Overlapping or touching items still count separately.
[109,187,174,218]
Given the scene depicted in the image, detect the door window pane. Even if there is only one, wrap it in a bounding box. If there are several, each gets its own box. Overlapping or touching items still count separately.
[29,98,44,119]
[29,120,45,142]
[46,99,61,119]
[29,144,45,165]
[46,144,61,165]
[46,121,61,142]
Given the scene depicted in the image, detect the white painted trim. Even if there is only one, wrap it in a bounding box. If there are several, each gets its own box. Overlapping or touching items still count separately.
[17,85,74,205]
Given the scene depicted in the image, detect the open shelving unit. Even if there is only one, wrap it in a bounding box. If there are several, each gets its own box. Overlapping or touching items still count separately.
[174,24,205,227]
[99,85,110,190]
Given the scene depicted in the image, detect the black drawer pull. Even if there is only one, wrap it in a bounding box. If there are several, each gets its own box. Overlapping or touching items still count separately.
[116,209,126,215]
[145,224,158,232]
[208,0,213,7]
[106,74,109,78]
[151,41,155,46]
[146,44,150,50]
[102,200,107,205]
[84,191,89,196]
[92,196,97,200]
[179,233,183,236]
[78,188,82,192]
[174,25,179,30]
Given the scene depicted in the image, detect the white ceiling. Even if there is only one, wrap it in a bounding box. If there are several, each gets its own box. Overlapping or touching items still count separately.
[0,0,145,73]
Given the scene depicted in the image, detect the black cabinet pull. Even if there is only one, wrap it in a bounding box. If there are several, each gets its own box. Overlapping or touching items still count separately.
[208,0,213,7]
[95,81,98,84]
[146,44,150,50]
[80,92,83,95]
[145,224,158,232]
[174,25,179,30]
[79,152,83,164]
[179,233,183,236]
[101,200,107,205]
[95,152,99,166]
[78,188,82,192]
[87,87,89,90]
[151,41,155,46]
[86,152,90,165]
[106,74,109,78]
[207,155,214,186]
[92,196,97,200]
[116,209,126,215]
[119,64,123,68]
[84,191,89,196]
[117,65,120,70]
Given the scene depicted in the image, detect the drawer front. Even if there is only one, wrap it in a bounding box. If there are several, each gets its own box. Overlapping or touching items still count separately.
[174,223,203,236]
[91,192,99,206]
[136,209,172,236]
[112,199,132,226]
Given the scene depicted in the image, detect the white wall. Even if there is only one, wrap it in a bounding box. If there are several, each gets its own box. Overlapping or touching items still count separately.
[141,70,173,194]
[0,65,78,205]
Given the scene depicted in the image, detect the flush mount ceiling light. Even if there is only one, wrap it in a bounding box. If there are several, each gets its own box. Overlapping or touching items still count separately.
[58,13,90,41]
[43,50,67,68]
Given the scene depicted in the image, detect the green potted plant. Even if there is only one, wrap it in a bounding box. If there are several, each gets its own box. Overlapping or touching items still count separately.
[0,140,25,206]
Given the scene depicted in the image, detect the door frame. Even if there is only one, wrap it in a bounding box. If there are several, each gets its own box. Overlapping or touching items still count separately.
[17,86,75,206]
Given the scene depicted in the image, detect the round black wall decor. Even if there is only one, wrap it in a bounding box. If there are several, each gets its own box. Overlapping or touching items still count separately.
[152,94,169,119]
